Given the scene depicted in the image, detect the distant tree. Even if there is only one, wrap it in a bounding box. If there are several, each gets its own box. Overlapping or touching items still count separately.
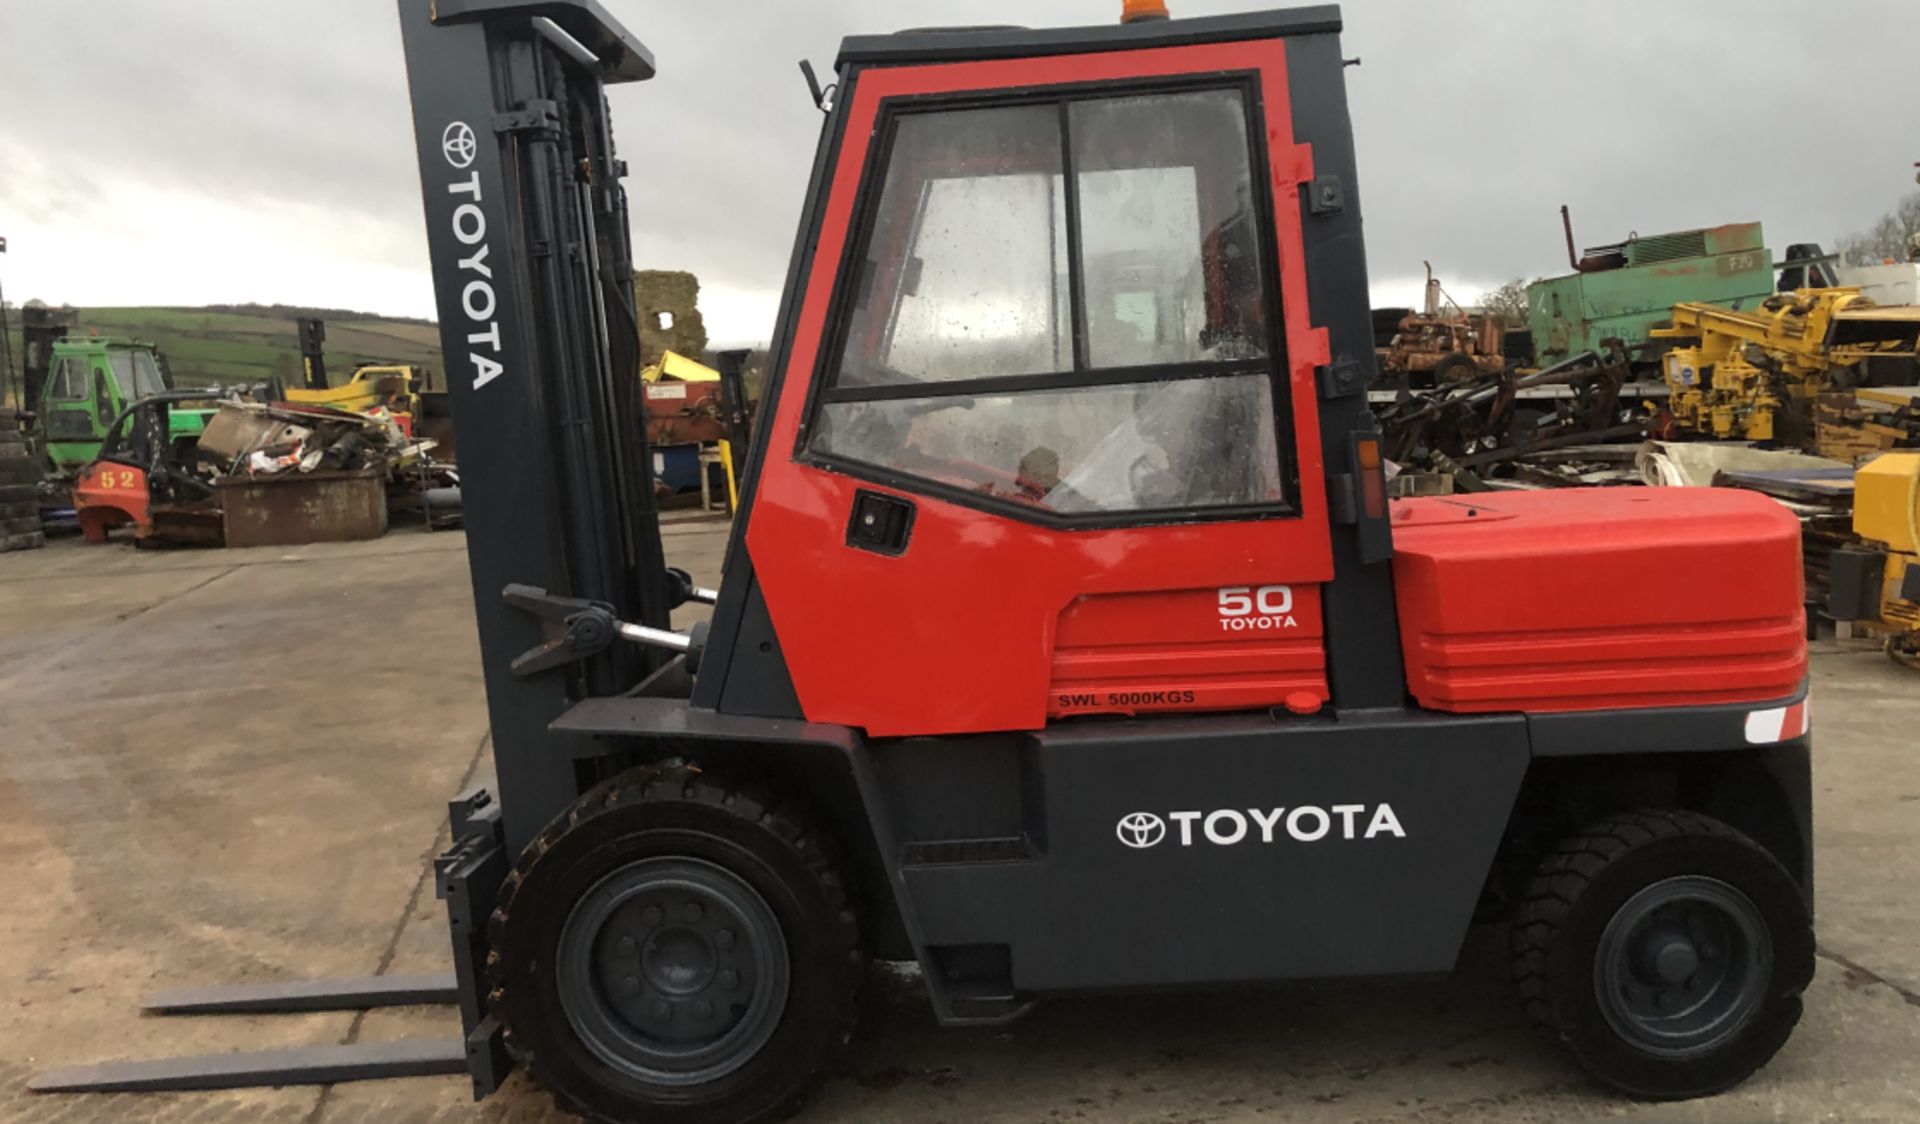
[1476,278,1533,327]
[1836,191,1920,266]
[270,351,299,387]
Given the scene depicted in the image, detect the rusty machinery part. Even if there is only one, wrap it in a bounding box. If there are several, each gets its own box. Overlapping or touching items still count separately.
[1377,348,1634,472]
[1375,303,1506,388]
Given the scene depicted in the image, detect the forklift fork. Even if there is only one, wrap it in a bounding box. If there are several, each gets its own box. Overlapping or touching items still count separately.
[31,790,510,1096]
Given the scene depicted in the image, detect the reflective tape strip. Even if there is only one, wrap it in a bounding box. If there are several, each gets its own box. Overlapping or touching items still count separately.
[1744,699,1811,745]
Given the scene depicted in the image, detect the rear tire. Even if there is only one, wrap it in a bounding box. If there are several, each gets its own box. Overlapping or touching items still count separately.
[488,760,865,1124]
[1512,810,1813,1099]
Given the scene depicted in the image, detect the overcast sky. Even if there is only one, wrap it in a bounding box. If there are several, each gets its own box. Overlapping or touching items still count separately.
[3,1,1916,344]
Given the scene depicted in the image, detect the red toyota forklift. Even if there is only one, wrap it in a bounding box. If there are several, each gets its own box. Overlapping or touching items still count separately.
[33,2,1814,1121]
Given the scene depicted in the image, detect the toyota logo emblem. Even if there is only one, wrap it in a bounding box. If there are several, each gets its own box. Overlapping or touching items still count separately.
[1116,812,1166,849]
[442,121,477,169]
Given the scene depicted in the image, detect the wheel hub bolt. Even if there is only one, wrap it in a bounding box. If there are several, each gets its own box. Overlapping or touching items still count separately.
[620,975,640,997]
[719,969,739,990]
[685,903,704,923]
[652,1002,672,1022]
[695,1000,713,1020]
[615,936,636,958]
[716,929,736,950]
[642,905,662,926]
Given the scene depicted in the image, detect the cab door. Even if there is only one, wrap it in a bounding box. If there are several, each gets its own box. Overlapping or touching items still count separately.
[747,42,1338,738]
[41,352,109,471]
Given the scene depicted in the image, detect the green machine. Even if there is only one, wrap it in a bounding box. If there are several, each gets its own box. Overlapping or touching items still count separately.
[35,338,214,474]
[1528,212,1775,368]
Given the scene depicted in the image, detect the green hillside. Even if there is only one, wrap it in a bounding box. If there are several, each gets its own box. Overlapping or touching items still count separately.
[2,305,445,406]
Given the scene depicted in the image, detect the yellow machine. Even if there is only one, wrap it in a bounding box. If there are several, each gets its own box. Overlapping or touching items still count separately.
[640,350,720,385]
[1841,452,1920,668]
[283,364,423,417]
[1651,288,1920,443]
[641,351,741,510]
[284,320,427,428]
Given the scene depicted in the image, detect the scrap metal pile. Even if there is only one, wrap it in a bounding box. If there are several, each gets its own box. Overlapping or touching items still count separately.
[74,399,458,546]
[1375,349,1645,490]
[194,401,429,478]
[1814,389,1920,462]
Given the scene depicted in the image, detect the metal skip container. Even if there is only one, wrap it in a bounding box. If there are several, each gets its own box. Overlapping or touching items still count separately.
[213,468,389,548]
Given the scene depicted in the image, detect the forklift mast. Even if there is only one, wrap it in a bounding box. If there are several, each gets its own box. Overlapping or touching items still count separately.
[398,0,673,854]
[296,317,329,391]
[19,303,75,419]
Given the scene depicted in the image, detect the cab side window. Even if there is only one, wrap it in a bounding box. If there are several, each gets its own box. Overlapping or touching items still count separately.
[49,356,90,400]
[811,86,1286,519]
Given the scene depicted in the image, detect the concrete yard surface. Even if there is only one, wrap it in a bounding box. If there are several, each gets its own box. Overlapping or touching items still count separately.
[1,522,1918,1123]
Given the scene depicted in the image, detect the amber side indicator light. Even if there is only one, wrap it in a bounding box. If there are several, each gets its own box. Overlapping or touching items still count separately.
[1356,437,1386,521]
[1122,0,1170,23]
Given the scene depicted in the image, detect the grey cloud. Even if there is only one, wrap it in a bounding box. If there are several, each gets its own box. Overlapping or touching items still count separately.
[3,0,1916,325]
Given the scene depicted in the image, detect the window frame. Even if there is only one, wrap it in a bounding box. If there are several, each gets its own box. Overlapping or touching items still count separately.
[48,355,91,402]
[796,73,1300,530]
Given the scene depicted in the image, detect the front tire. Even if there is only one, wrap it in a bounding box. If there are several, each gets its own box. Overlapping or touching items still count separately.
[488,760,865,1124]
[1511,810,1813,1099]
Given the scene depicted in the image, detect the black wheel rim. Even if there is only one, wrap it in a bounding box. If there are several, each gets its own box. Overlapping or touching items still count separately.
[557,857,790,1086]
[1593,874,1771,1058]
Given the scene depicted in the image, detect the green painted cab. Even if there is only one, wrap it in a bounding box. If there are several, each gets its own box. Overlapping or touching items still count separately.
[38,339,213,473]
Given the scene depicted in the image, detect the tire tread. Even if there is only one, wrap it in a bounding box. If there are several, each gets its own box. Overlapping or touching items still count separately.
[1511,808,1810,1099]
[1513,810,1743,1031]
[487,758,864,1124]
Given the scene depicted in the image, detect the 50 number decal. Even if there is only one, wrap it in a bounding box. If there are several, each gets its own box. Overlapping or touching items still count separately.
[1218,585,1293,616]
[1216,585,1298,632]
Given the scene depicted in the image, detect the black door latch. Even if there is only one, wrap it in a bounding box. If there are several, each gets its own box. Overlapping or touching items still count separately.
[846,490,915,556]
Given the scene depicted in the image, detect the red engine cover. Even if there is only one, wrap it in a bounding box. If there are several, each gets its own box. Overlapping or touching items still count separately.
[1391,488,1807,713]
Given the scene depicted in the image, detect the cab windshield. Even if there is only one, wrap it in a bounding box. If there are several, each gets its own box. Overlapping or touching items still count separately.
[107,348,169,399]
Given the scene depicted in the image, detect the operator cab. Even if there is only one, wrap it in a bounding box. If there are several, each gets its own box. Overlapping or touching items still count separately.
[697,9,1395,735]
[40,340,176,472]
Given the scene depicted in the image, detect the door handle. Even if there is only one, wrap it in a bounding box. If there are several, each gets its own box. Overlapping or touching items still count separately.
[846,489,914,556]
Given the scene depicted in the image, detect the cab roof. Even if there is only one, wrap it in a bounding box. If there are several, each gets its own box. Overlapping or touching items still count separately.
[836,6,1341,70]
